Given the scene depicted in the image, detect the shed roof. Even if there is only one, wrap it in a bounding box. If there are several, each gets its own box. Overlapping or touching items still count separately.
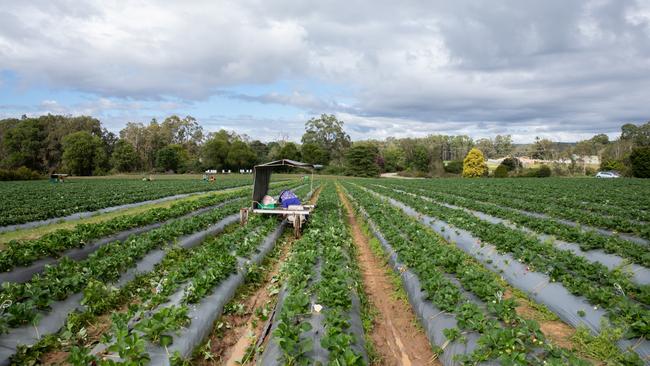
[251,159,314,209]
[254,159,315,169]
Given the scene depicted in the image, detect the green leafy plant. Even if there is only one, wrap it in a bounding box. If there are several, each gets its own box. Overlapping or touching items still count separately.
[135,305,190,346]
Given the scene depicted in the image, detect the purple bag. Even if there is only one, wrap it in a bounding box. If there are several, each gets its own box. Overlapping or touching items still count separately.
[279,190,301,208]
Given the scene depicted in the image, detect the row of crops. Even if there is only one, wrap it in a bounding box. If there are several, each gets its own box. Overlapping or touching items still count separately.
[376,178,650,241]
[259,184,367,365]
[340,178,649,365]
[0,176,256,227]
[0,179,309,365]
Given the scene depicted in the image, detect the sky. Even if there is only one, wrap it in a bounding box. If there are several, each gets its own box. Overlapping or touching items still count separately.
[0,0,649,143]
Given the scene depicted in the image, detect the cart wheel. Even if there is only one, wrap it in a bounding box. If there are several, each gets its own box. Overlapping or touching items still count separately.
[240,208,249,226]
[293,216,301,238]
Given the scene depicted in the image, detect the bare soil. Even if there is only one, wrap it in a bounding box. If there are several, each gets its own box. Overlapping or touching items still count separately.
[504,289,576,350]
[195,237,292,365]
[338,187,440,366]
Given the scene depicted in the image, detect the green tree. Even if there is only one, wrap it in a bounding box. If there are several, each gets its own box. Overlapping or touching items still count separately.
[621,122,650,146]
[462,148,488,178]
[301,142,328,165]
[226,140,257,170]
[411,144,430,172]
[600,159,627,173]
[249,140,269,163]
[345,142,380,177]
[62,131,107,175]
[382,144,405,172]
[475,138,496,159]
[500,157,522,172]
[630,147,650,178]
[494,135,513,157]
[156,145,182,172]
[160,115,204,156]
[444,160,463,174]
[202,130,232,170]
[531,137,557,160]
[110,140,140,172]
[278,142,301,161]
[2,119,46,171]
[494,164,509,178]
[301,114,351,164]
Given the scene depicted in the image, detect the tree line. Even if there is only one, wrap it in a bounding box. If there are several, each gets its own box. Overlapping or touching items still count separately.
[0,113,648,179]
[0,114,353,178]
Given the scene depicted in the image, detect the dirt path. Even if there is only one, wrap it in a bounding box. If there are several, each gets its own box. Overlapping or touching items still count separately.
[338,187,439,366]
[196,186,322,365]
[195,235,294,365]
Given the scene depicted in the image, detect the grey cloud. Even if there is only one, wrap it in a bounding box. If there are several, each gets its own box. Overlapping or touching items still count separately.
[224,91,335,111]
[0,0,649,141]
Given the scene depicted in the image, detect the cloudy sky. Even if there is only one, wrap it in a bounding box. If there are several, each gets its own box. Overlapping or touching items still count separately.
[1,0,649,143]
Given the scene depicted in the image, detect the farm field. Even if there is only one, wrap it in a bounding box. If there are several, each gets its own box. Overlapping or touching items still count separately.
[0,175,260,228]
[341,177,650,365]
[0,176,648,365]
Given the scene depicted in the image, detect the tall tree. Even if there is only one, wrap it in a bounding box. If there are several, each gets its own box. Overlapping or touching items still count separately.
[226,140,257,170]
[2,118,46,171]
[161,115,204,156]
[411,144,430,172]
[494,135,513,156]
[278,142,301,161]
[381,143,405,172]
[475,138,496,159]
[62,131,106,175]
[249,140,269,163]
[345,142,380,177]
[156,145,183,172]
[621,122,650,147]
[110,140,140,172]
[301,114,351,164]
[531,137,556,160]
[300,142,328,165]
[202,130,232,170]
[630,147,650,178]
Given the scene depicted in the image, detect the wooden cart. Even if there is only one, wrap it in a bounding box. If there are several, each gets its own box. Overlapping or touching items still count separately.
[239,159,315,238]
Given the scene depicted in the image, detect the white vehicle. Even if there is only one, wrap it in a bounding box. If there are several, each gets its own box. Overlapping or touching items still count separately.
[595,171,620,178]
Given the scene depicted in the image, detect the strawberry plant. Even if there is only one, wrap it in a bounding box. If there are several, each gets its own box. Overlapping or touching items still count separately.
[135,305,190,346]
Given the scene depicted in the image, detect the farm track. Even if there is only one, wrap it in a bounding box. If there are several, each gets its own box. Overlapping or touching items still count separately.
[205,186,323,366]
[338,187,439,366]
[202,234,295,366]
[355,183,649,362]
[380,185,650,285]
